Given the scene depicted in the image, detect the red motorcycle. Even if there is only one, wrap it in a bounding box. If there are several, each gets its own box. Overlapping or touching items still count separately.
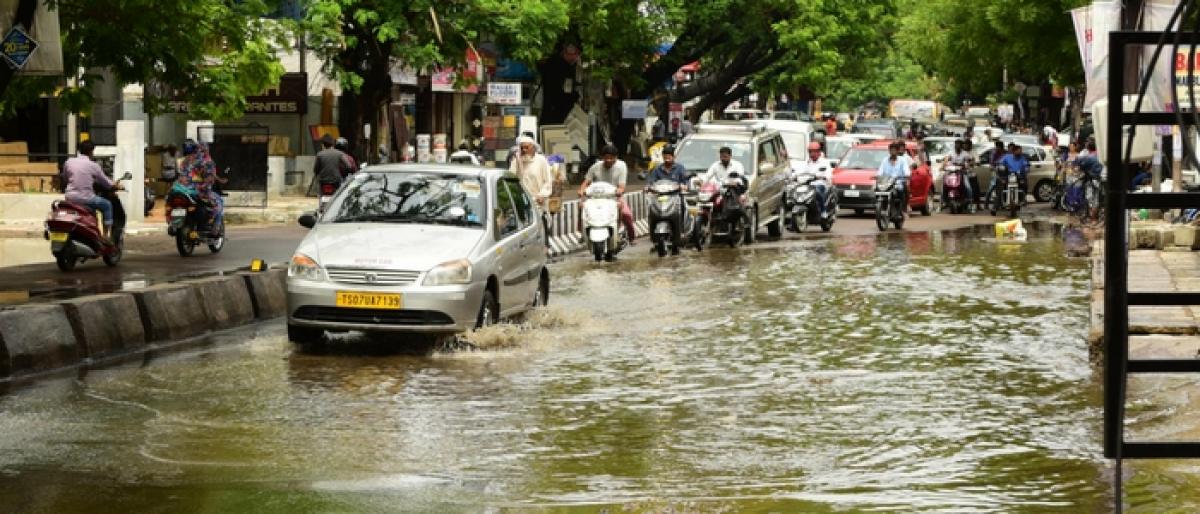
[45,172,130,271]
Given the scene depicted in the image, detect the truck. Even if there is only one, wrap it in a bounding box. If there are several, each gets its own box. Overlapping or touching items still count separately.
[888,99,940,122]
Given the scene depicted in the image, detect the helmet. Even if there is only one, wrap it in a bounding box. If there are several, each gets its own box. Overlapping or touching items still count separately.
[807,141,822,152]
[181,139,199,156]
[335,137,349,151]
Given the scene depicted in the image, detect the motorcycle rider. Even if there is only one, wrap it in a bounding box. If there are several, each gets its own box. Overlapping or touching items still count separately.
[334,137,357,178]
[997,142,1031,206]
[647,145,690,255]
[580,144,637,245]
[877,141,910,218]
[942,139,975,206]
[793,141,832,218]
[63,140,121,242]
[313,134,350,189]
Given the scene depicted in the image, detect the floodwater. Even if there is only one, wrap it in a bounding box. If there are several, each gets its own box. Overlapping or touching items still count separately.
[0,223,1159,512]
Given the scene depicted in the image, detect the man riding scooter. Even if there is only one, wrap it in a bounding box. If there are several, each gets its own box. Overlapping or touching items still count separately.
[63,141,122,242]
[646,145,690,255]
[580,145,637,245]
[794,141,832,218]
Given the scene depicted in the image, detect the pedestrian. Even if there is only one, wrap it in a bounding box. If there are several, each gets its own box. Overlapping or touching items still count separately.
[510,136,553,207]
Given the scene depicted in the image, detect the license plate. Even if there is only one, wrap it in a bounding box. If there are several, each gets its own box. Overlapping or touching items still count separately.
[687,206,699,215]
[171,209,187,217]
[843,190,860,197]
[336,292,401,310]
[49,232,68,242]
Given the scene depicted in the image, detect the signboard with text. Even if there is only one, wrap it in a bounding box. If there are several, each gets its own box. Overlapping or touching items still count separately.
[487,82,522,105]
[167,73,308,115]
[0,26,38,69]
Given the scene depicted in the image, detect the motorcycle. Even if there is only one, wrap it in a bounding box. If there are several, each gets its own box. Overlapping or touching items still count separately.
[711,173,751,247]
[874,176,906,231]
[165,183,227,257]
[45,172,131,272]
[647,180,696,257]
[318,181,339,214]
[691,178,717,251]
[786,172,837,232]
[941,164,972,214]
[582,181,628,262]
[1063,167,1103,223]
[991,165,1023,218]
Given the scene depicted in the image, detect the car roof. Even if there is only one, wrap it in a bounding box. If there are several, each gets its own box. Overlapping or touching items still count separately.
[363,163,503,180]
[690,122,780,141]
[754,119,814,132]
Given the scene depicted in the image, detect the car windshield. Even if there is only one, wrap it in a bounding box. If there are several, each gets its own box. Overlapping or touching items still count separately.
[325,173,486,227]
[840,148,890,169]
[924,140,956,157]
[826,139,853,160]
[778,131,807,157]
[856,124,895,137]
[675,140,752,174]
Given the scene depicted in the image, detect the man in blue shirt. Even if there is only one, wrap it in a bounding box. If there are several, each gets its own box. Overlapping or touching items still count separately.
[997,143,1030,205]
[647,145,689,186]
[877,141,911,216]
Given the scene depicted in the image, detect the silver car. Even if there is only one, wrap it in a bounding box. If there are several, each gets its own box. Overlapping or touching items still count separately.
[286,165,549,343]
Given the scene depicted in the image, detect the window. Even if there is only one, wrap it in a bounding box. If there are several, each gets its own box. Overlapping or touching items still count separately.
[504,179,535,228]
[494,179,521,239]
[758,140,779,168]
[325,172,486,228]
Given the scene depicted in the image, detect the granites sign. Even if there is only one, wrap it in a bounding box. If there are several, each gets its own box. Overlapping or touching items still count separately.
[166,73,308,115]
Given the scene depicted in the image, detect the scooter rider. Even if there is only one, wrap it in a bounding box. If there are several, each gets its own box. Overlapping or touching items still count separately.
[647,145,690,255]
[794,141,832,217]
[998,142,1031,204]
[313,134,349,189]
[63,140,121,242]
[943,139,975,206]
[580,144,637,245]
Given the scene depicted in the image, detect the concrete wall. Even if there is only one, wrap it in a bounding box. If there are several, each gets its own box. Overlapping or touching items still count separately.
[0,268,287,386]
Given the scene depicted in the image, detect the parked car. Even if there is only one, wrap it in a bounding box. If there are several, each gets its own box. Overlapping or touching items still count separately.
[769,111,813,122]
[721,108,768,121]
[823,136,857,167]
[753,119,816,170]
[832,140,936,216]
[675,122,790,242]
[970,144,1057,202]
[286,165,550,344]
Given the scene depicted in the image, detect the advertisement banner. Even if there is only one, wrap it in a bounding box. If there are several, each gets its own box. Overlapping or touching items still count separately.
[1073,1,1120,110]
[487,82,522,105]
[668,103,683,136]
[1145,2,1178,112]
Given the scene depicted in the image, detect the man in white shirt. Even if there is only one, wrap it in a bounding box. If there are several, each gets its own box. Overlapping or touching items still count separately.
[580,144,637,243]
[793,142,832,217]
[704,146,746,183]
[509,136,554,206]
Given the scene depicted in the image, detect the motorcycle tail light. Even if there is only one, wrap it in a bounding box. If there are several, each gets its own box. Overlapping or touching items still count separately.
[168,196,190,208]
[321,184,336,195]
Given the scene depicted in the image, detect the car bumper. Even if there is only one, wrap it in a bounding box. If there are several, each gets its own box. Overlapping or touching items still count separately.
[287,279,487,334]
[836,187,877,209]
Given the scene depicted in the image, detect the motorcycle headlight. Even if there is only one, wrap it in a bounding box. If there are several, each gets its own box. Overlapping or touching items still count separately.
[423,259,472,286]
[697,192,713,202]
[288,253,325,281]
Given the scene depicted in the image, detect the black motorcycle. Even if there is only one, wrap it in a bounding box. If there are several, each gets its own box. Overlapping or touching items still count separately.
[713,173,751,247]
[786,172,837,233]
[874,176,905,231]
[165,185,226,257]
[647,180,695,257]
[990,165,1024,218]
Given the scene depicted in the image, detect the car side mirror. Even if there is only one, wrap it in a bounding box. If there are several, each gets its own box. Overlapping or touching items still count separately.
[298,212,317,229]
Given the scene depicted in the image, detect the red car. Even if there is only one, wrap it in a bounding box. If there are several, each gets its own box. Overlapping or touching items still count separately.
[831,140,935,216]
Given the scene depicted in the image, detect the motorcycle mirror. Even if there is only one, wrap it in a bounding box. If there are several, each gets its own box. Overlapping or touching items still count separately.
[119,172,133,181]
[298,211,317,229]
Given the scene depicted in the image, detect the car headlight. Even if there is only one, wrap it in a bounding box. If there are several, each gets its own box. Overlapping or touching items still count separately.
[423,259,472,286]
[288,253,325,281]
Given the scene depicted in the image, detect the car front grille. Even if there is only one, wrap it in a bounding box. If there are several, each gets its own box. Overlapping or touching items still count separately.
[324,267,422,286]
[292,306,455,326]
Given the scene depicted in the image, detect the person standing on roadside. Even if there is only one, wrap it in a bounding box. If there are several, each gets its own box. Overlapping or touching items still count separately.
[510,136,554,207]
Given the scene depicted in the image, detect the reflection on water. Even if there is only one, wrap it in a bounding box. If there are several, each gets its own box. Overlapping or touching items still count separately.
[0,224,1148,512]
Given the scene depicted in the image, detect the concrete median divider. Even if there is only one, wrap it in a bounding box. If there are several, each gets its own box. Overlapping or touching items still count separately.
[130,283,210,343]
[190,276,255,328]
[0,304,80,379]
[240,268,287,319]
[59,294,146,362]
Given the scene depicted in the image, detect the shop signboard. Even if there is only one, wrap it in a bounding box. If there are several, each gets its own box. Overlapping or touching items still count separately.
[488,82,522,105]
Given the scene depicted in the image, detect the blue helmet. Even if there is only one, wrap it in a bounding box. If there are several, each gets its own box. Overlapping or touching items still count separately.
[181,139,199,156]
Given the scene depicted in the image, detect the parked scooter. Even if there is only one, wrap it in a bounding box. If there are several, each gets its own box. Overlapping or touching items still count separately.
[786,172,837,232]
[45,172,131,271]
[874,176,906,231]
[647,180,696,257]
[990,164,1022,218]
[165,183,226,257]
[941,164,972,214]
[712,172,751,247]
[582,181,627,262]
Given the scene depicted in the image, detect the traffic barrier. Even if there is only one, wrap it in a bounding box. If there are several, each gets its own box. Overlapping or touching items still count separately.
[59,293,146,361]
[190,276,255,328]
[0,304,81,378]
[130,283,210,342]
[547,192,651,259]
[241,269,287,319]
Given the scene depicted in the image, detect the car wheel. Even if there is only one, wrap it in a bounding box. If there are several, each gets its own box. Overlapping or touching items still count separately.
[287,323,323,345]
[534,271,550,307]
[766,203,783,238]
[743,209,757,245]
[1034,179,1054,203]
[476,289,498,328]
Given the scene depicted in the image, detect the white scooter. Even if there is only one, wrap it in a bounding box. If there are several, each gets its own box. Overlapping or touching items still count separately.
[582,181,628,262]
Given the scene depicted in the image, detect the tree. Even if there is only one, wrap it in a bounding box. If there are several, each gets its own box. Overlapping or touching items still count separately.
[0,0,289,121]
[304,0,569,157]
[895,0,1088,103]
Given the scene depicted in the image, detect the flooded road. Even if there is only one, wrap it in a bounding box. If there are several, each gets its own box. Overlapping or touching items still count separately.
[0,224,1128,512]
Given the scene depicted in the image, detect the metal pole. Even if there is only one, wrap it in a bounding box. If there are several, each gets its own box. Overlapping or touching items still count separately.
[1104,32,1130,461]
